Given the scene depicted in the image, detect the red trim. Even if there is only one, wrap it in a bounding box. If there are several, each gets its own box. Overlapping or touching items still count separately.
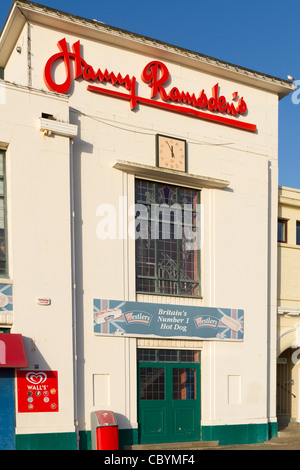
[0,333,28,368]
[87,85,257,132]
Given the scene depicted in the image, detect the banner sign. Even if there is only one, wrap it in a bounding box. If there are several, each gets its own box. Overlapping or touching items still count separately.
[93,299,244,341]
[17,370,59,413]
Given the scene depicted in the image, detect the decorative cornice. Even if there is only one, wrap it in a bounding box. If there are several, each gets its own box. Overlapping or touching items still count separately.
[278,307,300,316]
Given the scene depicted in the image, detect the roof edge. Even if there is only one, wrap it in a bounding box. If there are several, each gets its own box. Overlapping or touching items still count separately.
[0,0,296,99]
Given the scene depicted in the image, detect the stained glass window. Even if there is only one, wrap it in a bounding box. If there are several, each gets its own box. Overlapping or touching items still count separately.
[135,180,200,297]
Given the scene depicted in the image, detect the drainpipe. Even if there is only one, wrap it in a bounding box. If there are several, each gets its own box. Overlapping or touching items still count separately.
[69,138,79,450]
[39,116,79,446]
[39,123,79,448]
[26,21,32,87]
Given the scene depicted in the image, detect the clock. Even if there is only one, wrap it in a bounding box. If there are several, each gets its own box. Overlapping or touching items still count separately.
[156,134,187,172]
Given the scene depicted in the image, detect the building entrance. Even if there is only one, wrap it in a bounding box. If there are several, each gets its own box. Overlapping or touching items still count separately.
[277,348,296,426]
[137,349,200,444]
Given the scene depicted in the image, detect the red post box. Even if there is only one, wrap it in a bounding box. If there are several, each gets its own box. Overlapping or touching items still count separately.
[91,410,119,450]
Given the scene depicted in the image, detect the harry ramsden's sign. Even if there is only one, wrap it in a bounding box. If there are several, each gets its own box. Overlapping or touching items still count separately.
[93,299,244,341]
[44,38,256,132]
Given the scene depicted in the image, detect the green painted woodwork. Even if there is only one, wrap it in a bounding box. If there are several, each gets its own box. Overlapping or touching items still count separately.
[138,362,201,444]
[202,421,278,446]
[15,432,77,450]
[14,422,277,449]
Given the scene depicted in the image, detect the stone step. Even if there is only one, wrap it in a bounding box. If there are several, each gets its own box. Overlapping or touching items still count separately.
[266,425,300,444]
[124,440,219,450]
[278,428,300,438]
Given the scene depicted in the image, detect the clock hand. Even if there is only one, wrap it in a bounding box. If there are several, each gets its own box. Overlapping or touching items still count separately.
[167,142,175,158]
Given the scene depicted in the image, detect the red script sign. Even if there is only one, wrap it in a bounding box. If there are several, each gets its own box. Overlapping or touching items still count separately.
[44,38,256,132]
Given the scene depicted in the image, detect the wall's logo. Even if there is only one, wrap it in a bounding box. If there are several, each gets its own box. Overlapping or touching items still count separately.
[26,372,47,385]
[124,311,152,326]
[194,315,219,328]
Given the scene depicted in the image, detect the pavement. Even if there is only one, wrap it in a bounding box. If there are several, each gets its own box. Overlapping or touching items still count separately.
[210,425,300,450]
[125,425,300,452]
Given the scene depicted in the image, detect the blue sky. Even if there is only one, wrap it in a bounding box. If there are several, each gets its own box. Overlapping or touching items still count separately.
[0,0,299,189]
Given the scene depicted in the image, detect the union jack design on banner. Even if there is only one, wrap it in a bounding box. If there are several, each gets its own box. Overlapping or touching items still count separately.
[0,284,13,312]
[93,299,127,335]
[216,309,244,340]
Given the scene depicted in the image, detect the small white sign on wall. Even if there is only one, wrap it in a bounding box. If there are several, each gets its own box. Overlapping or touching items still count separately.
[36,298,51,306]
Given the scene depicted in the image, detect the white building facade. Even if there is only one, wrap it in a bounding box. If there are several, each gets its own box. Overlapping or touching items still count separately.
[0,0,294,450]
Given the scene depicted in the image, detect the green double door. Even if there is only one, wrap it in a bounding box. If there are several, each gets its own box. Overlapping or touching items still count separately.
[138,361,201,444]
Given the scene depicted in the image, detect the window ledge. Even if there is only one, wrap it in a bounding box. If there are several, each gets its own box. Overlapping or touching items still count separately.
[0,278,12,284]
[278,242,300,250]
[0,312,13,325]
[113,160,230,190]
[136,291,203,299]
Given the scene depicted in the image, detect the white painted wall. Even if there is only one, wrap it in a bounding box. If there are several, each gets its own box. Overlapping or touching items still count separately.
[0,82,75,435]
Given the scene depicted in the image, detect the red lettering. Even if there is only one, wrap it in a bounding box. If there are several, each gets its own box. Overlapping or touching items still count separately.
[71,40,85,79]
[44,38,137,108]
[197,90,208,108]
[140,64,247,117]
[207,84,219,111]
[141,61,169,101]
[44,41,253,130]
[168,87,180,101]
[82,65,97,81]
[167,88,198,107]
[237,97,247,114]
[218,96,227,112]
[44,38,79,94]
[226,102,238,115]
[177,91,198,107]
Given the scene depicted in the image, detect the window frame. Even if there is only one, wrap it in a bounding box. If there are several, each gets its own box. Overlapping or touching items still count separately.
[137,348,201,363]
[297,221,300,246]
[135,179,201,298]
[0,150,8,278]
[278,218,288,243]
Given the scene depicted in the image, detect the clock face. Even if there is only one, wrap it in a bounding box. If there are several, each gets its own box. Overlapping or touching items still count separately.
[157,135,186,172]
